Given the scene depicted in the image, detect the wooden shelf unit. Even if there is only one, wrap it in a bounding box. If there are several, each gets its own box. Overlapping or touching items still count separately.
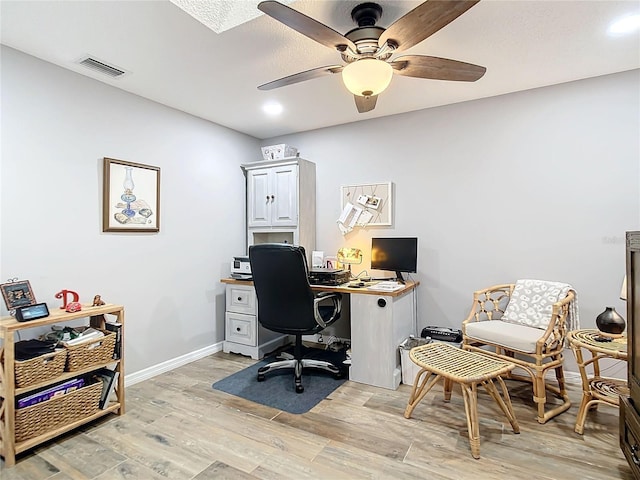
[0,303,125,467]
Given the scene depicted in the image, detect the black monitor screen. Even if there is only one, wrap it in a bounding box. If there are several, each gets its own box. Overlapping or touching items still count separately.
[371,237,418,282]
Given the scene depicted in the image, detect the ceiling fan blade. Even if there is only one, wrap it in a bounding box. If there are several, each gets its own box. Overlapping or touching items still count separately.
[258,65,344,90]
[379,0,480,53]
[354,95,378,113]
[258,1,356,52]
[391,55,486,82]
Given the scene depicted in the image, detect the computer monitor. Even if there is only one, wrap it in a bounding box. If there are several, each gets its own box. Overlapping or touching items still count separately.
[370,237,418,284]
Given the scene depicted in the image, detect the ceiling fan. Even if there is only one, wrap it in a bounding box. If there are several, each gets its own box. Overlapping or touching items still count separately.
[257,0,486,113]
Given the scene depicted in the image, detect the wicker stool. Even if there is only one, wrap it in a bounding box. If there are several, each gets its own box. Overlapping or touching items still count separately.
[404,342,520,459]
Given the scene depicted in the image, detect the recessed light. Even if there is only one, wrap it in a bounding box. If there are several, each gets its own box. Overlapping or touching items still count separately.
[608,13,640,36]
[263,102,283,115]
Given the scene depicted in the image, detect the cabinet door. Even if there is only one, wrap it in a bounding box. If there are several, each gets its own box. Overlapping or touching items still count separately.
[247,168,271,227]
[349,292,413,390]
[270,164,298,227]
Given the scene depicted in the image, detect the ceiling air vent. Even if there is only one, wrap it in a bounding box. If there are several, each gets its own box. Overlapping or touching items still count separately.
[77,56,126,78]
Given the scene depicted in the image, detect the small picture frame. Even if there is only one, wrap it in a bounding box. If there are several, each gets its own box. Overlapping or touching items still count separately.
[1,280,36,310]
[365,196,381,210]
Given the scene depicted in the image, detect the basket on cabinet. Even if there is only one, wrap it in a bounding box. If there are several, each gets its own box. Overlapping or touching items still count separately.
[14,381,103,442]
[15,349,68,388]
[64,330,116,371]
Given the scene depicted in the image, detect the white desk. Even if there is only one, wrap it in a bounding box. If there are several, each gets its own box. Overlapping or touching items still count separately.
[221,278,419,390]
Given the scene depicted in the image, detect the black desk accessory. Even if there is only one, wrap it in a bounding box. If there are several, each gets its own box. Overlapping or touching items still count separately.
[15,302,50,322]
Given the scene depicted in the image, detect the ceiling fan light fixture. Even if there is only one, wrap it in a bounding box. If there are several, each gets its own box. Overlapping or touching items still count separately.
[342,58,393,97]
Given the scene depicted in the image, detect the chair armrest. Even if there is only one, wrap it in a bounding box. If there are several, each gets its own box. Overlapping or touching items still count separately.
[536,290,575,352]
[313,293,342,328]
[462,284,514,329]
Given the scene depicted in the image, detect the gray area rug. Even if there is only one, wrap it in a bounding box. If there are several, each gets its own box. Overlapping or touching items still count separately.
[212,347,348,414]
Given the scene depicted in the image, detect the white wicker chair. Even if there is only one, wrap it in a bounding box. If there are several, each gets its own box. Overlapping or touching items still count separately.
[461,281,576,424]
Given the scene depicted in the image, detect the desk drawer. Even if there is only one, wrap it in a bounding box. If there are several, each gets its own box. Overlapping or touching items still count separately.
[226,285,256,315]
[225,312,256,346]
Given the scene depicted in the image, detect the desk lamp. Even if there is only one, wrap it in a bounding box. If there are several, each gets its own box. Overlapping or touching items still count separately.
[337,247,362,277]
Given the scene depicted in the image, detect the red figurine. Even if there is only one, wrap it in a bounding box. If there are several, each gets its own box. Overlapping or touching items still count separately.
[55,289,80,310]
[65,302,82,313]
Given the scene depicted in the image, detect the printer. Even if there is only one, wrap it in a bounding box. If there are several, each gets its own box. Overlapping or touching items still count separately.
[231,256,252,280]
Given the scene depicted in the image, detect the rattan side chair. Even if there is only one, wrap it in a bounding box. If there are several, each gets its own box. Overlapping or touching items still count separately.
[461,282,576,424]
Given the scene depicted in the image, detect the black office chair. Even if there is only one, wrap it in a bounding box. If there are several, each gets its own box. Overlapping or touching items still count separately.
[249,243,343,393]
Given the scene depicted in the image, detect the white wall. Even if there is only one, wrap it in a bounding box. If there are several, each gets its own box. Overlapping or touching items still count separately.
[1,46,259,375]
[3,45,638,379]
[267,70,639,344]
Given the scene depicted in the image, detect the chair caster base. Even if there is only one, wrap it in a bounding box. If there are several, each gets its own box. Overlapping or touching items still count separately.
[295,383,304,393]
[257,374,265,382]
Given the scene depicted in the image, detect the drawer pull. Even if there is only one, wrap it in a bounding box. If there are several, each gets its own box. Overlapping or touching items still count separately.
[632,444,640,466]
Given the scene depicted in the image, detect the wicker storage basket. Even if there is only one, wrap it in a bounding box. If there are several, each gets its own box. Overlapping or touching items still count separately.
[15,349,68,388]
[15,381,102,442]
[65,330,116,372]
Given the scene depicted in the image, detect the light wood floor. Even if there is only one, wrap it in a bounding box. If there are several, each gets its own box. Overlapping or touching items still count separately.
[1,350,634,479]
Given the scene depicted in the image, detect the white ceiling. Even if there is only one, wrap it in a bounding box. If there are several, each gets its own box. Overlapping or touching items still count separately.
[1,1,639,140]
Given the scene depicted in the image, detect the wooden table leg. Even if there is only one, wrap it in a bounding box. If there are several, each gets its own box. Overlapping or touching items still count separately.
[443,377,453,402]
[460,382,481,459]
[574,393,593,435]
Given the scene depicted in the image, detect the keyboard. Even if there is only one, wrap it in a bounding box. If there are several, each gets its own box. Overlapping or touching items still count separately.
[367,281,403,292]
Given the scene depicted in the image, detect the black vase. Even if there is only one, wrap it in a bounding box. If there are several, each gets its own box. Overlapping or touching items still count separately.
[596,306,626,338]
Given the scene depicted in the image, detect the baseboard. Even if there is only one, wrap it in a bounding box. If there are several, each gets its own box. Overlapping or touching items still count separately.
[124,342,223,386]
[123,341,586,389]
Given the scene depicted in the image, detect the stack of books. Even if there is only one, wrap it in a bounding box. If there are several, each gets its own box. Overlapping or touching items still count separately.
[61,328,104,347]
[16,377,86,408]
[104,320,122,359]
[94,367,119,409]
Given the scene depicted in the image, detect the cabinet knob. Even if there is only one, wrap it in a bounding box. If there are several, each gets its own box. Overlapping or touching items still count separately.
[237,297,242,301]
[266,195,270,201]
[236,327,241,332]
[270,195,275,201]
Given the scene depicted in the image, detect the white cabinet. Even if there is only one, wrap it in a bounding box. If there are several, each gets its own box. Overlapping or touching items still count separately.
[223,158,316,360]
[247,164,298,227]
[242,158,316,256]
[349,289,416,390]
[222,282,289,359]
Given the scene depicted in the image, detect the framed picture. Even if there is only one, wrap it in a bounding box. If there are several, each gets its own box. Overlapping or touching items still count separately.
[103,157,160,232]
[340,182,393,227]
[1,280,36,310]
